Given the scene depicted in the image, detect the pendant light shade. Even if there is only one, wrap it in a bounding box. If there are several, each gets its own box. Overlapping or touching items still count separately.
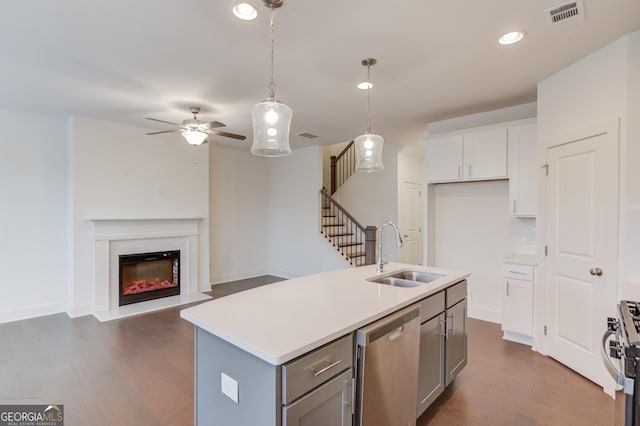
[251,98,292,156]
[251,0,292,157]
[181,130,208,146]
[354,133,384,172]
[355,58,384,172]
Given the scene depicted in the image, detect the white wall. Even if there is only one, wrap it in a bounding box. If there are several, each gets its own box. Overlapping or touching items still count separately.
[267,146,349,278]
[334,142,403,262]
[427,102,537,135]
[537,31,640,301]
[433,181,536,323]
[0,110,68,322]
[68,116,210,316]
[210,145,269,283]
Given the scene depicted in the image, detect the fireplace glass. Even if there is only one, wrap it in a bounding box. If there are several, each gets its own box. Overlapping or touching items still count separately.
[119,250,180,306]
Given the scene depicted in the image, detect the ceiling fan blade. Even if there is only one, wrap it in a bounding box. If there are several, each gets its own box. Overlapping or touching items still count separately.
[209,129,247,140]
[146,117,180,126]
[146,129,180,135]
[202,120,226,129]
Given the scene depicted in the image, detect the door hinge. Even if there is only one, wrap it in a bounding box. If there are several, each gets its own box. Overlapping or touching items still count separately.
[545,246,548,256]
[544,325,547,336]
[542,164,549,176]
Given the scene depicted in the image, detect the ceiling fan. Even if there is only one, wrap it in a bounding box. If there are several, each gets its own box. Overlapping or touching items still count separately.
[146,106,247,146]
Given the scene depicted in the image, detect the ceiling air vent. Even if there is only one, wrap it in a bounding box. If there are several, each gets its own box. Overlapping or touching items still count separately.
[545,0,585,26]
[298,132,318,139]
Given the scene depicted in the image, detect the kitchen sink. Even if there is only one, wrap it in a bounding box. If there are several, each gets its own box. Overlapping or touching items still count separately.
[367,270,445,287]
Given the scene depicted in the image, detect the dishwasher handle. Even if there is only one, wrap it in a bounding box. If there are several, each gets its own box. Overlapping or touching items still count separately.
[356,306,420,346]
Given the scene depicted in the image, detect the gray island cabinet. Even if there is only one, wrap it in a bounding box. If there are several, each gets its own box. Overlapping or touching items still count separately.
[181,263,469,426]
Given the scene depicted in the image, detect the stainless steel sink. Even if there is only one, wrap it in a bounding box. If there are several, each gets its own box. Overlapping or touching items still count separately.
[367,270,445,287]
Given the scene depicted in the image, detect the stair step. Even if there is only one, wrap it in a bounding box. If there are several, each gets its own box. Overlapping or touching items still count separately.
[322,215,336,218]
[325,232,353,238]
[322,223,345,228]
[338,242,363,248]
[347,252,365,258]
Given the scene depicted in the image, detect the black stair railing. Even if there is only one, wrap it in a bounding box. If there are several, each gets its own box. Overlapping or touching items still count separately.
[330,141,355,195]
[320,188,376,267]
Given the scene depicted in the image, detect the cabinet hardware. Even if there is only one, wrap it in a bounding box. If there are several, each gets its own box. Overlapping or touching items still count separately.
[350,377,356,415]
[513,200,516,214]
[508,270,527,275]
[468,164,472,177]
[542,164,549,176]
[506,281,510,296]
[310,359,342,377]
[438,318,447,337]
[457,165,461,178]
[447,313,454,337]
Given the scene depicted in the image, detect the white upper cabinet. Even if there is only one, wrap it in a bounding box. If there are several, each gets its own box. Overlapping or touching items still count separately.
[426,135,463,182]
[508,122,537,217]
[426,126,507,183]
[462,127,508,180]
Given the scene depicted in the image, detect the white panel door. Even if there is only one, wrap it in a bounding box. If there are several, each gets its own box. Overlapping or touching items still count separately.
[400,180,423,265]
[545,121,618,394]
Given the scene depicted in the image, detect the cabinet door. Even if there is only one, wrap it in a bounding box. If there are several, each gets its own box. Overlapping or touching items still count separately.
[417,313,446,418]
[445,299,467,386]
[508,123,537,217]
[462,127,508,180]
[502,278,533,337]
[426,135,463,182]
[283,369,353,426]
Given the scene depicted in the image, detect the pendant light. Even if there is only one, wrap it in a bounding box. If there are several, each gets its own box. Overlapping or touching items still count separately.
[355,58,384,172]
[251,0,292,157]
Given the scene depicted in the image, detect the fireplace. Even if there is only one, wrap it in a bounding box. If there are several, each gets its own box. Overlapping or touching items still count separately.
[118,250,180,306]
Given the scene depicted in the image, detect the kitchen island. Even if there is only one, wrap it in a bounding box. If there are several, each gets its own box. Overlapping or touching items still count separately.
[181,263,469,426]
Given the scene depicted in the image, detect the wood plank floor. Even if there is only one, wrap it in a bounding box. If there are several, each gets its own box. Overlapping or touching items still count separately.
[0,276,625,425]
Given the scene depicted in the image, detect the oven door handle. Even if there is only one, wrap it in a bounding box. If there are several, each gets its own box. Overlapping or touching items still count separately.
[601,330,625,386]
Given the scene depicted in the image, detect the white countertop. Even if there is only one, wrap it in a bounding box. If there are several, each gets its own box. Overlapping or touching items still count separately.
[503,253,537,266]
[180,263,469,365]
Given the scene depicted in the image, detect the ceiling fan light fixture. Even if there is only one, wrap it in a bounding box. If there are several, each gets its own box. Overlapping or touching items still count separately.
[233,2,258,20]
[357,81,373,90]
[251,0,292,157]
[181,130,208,146]
[355,58,384,172]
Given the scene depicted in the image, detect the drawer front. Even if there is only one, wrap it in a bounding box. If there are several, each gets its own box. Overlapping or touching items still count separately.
[446,280,467,308]
[503,263,534,281]
[283,334,353,404]
[420,291,445,322]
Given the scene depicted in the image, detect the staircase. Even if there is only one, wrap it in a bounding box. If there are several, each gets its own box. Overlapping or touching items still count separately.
[320,188,376,267]
[330,141,355,194]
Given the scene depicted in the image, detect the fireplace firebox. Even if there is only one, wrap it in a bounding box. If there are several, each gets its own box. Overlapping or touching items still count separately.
[118,250,180,306]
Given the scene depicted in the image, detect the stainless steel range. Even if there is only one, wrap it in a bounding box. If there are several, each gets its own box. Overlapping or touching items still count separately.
[604,300,640,426]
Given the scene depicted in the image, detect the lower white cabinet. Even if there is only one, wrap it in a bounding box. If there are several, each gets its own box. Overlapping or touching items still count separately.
[502,261,535,345]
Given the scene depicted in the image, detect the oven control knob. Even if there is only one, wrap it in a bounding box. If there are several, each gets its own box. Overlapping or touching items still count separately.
[609,341,623,359]
[607,317,619,331]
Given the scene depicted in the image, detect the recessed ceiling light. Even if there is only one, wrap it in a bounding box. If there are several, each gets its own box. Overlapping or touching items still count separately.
[357,81,373,90]
[233,3,257,21]
[498,31,526,45]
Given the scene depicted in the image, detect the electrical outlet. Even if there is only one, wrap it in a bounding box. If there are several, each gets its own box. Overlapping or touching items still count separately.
[221,372,239,403]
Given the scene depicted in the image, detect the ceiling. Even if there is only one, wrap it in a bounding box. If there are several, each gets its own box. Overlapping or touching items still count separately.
[1,0,639,151]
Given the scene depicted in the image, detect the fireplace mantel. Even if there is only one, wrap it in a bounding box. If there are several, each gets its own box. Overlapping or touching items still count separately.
[88,217,210,321]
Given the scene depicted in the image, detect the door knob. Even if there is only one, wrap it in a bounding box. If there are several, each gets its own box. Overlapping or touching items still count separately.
[590,267,603,276]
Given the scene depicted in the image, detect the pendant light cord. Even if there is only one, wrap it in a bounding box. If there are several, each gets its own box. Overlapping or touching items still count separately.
[268,5,276,100]
[366,63,372,134]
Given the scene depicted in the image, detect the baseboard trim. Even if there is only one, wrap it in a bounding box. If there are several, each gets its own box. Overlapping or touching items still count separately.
[0,302,67,324]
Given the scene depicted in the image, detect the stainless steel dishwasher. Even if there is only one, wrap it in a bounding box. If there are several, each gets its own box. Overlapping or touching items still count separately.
[355,304,421,426]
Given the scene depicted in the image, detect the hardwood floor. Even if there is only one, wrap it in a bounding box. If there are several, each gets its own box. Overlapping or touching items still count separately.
[0,276,624,425]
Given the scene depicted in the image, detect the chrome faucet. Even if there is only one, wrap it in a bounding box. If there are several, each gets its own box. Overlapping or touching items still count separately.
[376,220,403,273]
